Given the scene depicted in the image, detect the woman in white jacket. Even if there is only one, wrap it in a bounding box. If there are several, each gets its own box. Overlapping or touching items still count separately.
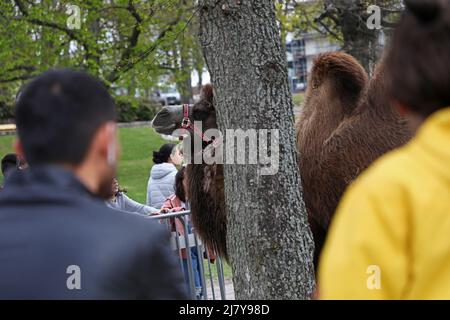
[146,143,183,209]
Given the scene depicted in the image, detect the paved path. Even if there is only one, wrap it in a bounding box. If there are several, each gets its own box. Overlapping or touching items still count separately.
[206,278,235,300]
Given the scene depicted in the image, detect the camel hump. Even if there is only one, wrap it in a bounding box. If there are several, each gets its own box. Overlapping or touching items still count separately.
[201,84,214,103]
[310,52,368,106]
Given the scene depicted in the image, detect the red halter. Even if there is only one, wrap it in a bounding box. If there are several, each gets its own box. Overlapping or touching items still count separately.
[180,104,218,147]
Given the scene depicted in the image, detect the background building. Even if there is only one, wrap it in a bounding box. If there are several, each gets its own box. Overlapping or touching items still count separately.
[286,32,340,92]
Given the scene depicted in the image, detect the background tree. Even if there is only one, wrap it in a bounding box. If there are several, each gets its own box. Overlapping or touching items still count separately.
[281,0,404,73]
[199,0,315,299]
[0,0,200,109]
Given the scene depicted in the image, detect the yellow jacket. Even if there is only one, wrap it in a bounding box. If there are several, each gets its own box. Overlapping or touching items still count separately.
[318,107,450,299]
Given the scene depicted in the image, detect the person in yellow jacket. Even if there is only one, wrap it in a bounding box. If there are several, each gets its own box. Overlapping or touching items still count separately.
[318,0,450,299]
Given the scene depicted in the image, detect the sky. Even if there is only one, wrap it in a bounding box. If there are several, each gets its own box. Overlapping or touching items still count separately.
[191,69,211,87]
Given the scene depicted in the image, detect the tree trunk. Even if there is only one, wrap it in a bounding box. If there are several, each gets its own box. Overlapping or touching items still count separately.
[179,60,193,104]
[196,67,203,91]
[331,0,381,73]
[177,36,194,104]
[199,0,315,299]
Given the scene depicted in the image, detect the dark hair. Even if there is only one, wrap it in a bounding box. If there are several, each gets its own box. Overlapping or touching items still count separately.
[1,153,18,176]
[15,69,116,165]
[152,143,175,164]
[385,0,450,117]
[174,166,186,203]
[113,178,128,196]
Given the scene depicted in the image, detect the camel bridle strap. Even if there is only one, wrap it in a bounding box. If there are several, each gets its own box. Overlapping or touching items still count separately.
[181,104,191,129]
[180,104,219,149]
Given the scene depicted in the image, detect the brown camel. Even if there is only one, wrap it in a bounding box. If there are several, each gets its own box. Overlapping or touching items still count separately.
[296,52,412,266]
[151,52,412,266]
[152,85,227,259]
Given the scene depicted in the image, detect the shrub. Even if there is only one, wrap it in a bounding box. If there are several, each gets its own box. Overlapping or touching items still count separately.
[0,96,161,123]
[0,101,15,124]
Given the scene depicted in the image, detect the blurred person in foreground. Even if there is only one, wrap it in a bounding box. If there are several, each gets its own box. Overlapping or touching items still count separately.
[0,69,186,299]
[319,0,450,299]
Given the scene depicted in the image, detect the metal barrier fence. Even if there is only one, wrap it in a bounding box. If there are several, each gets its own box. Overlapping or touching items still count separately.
[149,210,228,300]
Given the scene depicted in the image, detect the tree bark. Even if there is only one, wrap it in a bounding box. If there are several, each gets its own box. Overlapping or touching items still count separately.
[196,67,203,91]
[199,0,315,299]
[179,47,193,104]
[321,0,389,73]
[335,0,380,73]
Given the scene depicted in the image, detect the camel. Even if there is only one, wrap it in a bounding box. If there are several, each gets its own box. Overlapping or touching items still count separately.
[152,85,227,259]
[151,51,412,266]
[296,52,412,266]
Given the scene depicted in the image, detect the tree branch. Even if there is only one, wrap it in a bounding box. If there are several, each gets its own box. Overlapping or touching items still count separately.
[106,12,182,84]
[315,14,342,41]
[13,0,92,64]
[105,0,144,84]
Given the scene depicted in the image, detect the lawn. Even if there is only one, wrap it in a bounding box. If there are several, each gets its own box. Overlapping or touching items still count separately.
[116,126,167,203]
[0,135,15,175]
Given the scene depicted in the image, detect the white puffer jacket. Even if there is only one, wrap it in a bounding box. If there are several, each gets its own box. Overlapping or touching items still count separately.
[146,163,177,209]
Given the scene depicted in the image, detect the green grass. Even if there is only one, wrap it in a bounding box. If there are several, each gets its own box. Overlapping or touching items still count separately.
[204,259,232,280]
[116,126,167,203]
[0,135,15,161]
[292,92,304,107]
[0,135,15,185]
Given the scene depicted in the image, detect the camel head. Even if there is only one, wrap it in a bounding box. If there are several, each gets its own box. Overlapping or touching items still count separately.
[152,85,228,260]
[152,84,217,136]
